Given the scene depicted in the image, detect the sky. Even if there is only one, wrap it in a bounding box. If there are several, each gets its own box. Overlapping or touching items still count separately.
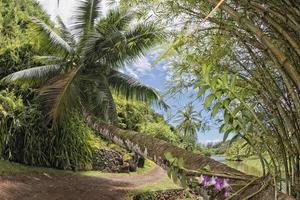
[37,0,223,144]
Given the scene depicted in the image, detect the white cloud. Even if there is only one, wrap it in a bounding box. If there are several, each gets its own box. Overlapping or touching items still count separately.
[132,56,152,73]
[124,67,139,79]
[38,0,117,25]
[38,0,78,23]
[199,139,222,145]
[122,55,154,79]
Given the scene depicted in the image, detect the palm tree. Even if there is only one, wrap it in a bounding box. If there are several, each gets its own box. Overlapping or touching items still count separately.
[174,104,204,149]
[3,0,167,126]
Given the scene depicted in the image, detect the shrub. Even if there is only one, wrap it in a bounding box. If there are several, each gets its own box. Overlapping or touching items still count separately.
[0,86,93,169]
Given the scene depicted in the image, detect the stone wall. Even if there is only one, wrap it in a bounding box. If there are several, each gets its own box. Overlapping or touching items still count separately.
[92,148,143,173]
[132,189,192,200]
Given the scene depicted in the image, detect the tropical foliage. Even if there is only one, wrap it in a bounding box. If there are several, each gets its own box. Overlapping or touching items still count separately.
[0,0,167,170]
[0,0,50,78]
[3,0,166,127]
[1,0,300,199]
[124,0,300,198]
[0,83,95,169]
[115,95,178,144]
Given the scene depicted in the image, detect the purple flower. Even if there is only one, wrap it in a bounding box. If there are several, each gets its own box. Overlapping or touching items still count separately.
[208,176,217,186]
[224,187,231,197]
[214,178,224,191]
[203,176,210,187]
[198,175,204,184]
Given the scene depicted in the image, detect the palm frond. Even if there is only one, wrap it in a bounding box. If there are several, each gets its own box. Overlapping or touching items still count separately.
[56,16,76,47]
[31,17,74,54]
[79,73,118,123]
[72,0,102,37]
[2,64,64,85]
[108,70,168,110]
[118,22,164,65]
[83,21,164,66]
[96,9,133,33]
[39,68,81,125]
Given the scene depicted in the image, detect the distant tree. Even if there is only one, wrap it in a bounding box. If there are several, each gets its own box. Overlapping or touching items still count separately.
[174,104,206,149]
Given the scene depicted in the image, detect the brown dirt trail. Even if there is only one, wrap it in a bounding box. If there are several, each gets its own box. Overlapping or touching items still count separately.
[0,166,167,200]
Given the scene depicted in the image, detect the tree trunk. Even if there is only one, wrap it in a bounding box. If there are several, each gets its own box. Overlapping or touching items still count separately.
[85,114,294,200]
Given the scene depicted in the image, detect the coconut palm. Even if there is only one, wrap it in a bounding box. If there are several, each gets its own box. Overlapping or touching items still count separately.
[174,104,204,149]
[2,0,167,125]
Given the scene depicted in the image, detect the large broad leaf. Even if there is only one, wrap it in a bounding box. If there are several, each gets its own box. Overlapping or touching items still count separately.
[108,70,169,110]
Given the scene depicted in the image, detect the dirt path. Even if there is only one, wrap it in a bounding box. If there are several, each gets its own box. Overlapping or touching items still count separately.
[0,166,167,200]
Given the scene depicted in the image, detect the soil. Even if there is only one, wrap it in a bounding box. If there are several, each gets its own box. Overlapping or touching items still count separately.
[0,165,167,200]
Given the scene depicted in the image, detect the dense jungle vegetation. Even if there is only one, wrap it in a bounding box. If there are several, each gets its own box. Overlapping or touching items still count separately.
[1,0,300,199]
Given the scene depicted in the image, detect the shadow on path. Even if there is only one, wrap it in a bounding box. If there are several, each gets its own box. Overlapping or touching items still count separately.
[0,166,167,200]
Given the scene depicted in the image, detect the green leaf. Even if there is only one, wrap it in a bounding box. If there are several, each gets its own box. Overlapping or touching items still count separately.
[177,157,184,168]
[203,65,212,83]
[229,134,240,145]
[193,81,203,89]
[167,168,172,178]
[224,111,231,124]
[223,128,232,142]
[214,90,223,98]
[233,105,243,116]
[164,152,173,161]
[223,98,231,107]
[211,102,222,117]
[197,85,209,97]
[171,171,178,183]
[202,164,211,172]
[204,94,215,108]
[230,74,237,88]
[219,123,226,133]
[180,176,188,188]
[233,119,239,129]
[210,76,219,89]
[222,72,229,87]
[108,70,169,110]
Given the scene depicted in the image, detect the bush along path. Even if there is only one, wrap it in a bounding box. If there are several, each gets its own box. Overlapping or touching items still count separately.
[85,114,294,200]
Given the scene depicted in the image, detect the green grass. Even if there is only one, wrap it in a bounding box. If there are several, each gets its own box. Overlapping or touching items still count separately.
[0,160,72,176]
[77,159,156,177]
[128,176,180,196]
[0,159,156,177]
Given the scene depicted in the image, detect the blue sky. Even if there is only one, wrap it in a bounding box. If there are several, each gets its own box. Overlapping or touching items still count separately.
[37,0,223,144]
